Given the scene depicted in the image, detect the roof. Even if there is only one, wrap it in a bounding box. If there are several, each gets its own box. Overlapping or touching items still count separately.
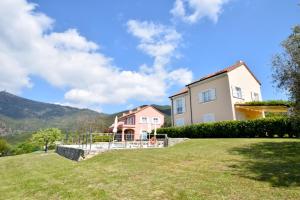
[169,87,188,98]
[186,61,261,86]
[118,105,164,120]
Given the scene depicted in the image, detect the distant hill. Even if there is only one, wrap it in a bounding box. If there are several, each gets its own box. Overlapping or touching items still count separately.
[0,91,110,136]
[0,91,171,137]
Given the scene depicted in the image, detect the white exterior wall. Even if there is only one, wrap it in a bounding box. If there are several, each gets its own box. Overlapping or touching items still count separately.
[171,93,191,126]
[189,74,234,124]
[227,64,263,120]
[170,63,264,125]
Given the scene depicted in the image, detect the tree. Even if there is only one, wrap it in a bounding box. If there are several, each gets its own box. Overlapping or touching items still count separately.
[31,128,62,152]
[0,138,10,156]
[272,25,300,115]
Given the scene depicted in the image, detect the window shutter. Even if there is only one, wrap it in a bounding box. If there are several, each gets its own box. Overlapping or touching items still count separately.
[211,88,216,100]
[231,86,235,97]
[232,86,238,98]
[199,92,204,103]
[173,100,177,114]
[240,88,243,99]
[182,98,186,112]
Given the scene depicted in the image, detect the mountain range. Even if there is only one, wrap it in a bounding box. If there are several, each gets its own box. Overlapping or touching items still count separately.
[0,91,171,137]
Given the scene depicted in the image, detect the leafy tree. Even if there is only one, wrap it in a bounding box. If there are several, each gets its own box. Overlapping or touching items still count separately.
[12,142,41,155]
[0,138,10,156]
[272,25,300,115]
[31,128,62,152]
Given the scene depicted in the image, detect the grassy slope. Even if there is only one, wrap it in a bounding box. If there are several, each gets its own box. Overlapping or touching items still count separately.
[0,139,299,200]
[2,132,33,145]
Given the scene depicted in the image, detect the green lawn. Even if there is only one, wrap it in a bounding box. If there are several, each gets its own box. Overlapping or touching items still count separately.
[0,139,300,200]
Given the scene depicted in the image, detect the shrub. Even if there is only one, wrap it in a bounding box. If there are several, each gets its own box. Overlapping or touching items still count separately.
[0,138,11,156]
[157,117,300,138]
[92,135,112,142]
[12,142,41,155]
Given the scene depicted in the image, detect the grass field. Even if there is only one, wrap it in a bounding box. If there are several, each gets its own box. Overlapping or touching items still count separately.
[0,139,300,200]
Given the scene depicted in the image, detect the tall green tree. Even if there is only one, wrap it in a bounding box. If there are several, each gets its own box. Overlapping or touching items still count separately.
[31,128,62,152]
[272,25,300,115]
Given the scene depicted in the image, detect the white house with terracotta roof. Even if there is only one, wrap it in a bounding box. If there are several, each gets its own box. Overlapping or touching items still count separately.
[170,61,264,126]
[110,105,165,141]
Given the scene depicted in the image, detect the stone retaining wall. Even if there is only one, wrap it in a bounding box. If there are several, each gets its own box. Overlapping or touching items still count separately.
[56,146,86,161]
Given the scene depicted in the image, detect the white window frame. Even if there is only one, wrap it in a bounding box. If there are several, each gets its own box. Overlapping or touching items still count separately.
[174,97,185,114]
[175,118,185,126]
[140,116,148,124]
[251,92,259,101]
[232,86,243,99]
[202,113,215,123]
[126,116,135,125]
[199,88,216,103]
[152,117,160,125]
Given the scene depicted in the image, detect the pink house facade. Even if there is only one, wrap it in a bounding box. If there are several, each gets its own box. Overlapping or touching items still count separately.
[110,105,165,141]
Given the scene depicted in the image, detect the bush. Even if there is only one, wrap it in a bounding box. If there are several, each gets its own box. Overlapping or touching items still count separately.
[0,138,11,156]
[157,117,300,138]
[92,135,112,142]
[12,142,41,155]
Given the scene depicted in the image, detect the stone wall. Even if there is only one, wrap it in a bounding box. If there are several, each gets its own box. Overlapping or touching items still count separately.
[56,146,86,161]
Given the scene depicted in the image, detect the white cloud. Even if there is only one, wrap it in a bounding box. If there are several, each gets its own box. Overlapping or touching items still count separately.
[127,20,182,69]
[46,29,99,52]
[171,0,229,23]
[127,19,192,83]
[0,0,192,109]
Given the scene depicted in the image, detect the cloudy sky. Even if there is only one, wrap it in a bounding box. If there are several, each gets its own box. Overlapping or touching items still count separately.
[0,0,299,113]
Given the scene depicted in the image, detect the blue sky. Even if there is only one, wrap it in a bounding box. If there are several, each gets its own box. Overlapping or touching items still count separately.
[0,0,299,113]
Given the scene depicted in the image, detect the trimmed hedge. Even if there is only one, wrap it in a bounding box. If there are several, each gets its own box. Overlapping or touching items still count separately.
[240,100,294,107]
[157,117,300,138]
[92,135,112,142]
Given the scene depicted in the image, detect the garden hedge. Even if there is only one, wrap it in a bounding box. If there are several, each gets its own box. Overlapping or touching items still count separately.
[157,117,300,138]
[92,135,112,142]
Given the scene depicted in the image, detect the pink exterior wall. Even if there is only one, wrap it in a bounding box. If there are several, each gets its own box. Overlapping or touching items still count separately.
[134,106,165,140]
[118,106,165,141]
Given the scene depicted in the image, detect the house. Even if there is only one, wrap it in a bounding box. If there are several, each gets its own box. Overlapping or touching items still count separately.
[170,61,264,126]
[110,105,165,141]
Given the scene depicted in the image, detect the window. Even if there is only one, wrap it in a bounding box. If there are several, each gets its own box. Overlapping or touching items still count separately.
[199,89,216,103]
[115,133,122,141]
[140,116,148,124]
[174,97,185,114]
[125,133,134,141]
[175,118,184,126]
[152,117,160,125]
[202,113,215,123]
[125,116,135,125]
[232,86,243,99]
[251,92,259,101]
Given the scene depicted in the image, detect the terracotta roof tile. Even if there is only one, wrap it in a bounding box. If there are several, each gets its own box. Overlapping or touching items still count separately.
[169,87,188,98]
[187,61,261,86]
[169,61,261,98]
